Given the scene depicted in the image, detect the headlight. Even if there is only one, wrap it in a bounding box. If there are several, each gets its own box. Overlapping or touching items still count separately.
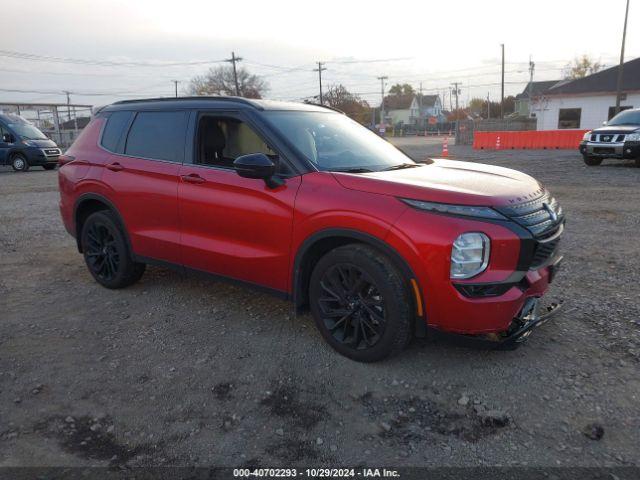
[451,232,490,279]
[21,140,35,147]
[401,199,506,220]
[582,131,592,141]
[626,132,640,141]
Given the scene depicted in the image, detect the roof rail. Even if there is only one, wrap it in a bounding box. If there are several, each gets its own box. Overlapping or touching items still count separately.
[301,101,345,114]
[111,96,262,109]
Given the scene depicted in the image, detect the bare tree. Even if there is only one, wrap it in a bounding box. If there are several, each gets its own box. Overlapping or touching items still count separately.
[563,55,602,79]
[187,65,269,98]
[322,84,371,123]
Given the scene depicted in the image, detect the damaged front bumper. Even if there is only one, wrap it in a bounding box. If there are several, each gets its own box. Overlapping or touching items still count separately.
[429,297,563,350]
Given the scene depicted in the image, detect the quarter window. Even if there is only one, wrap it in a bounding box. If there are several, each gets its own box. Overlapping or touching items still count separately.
[101,111,132,153]
[557,108,581,129]
[125,111,188,162]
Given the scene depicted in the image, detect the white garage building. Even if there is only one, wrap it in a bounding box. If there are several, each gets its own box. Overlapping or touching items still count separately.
[530,57,640,131]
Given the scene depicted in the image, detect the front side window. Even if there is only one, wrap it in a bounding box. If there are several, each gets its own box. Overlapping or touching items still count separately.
[195,115,283,171]
[263,111,415,172]
[125,111,188,162]
[608,108,640,126]
[558,108,581,129]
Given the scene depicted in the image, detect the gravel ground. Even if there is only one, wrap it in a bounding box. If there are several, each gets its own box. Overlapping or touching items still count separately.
[1,143,639,469]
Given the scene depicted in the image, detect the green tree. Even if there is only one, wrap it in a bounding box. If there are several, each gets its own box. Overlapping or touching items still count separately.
[564,55,602,79]
[188,65,268,98]
[388,83,415,96]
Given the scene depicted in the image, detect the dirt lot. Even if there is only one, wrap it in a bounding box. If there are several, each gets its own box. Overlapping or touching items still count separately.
[1,143,639,469]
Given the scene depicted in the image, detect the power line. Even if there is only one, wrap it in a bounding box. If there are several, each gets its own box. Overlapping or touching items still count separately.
[0,49,227,68]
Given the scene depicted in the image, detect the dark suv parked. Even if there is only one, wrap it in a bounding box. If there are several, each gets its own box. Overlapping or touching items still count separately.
[579,108,640,166]
[59,97,564,361]
[0,113,61,171]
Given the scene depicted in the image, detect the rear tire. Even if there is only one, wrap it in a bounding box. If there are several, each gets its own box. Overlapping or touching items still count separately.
[11,154,29,172]
[80,211,145,289]
[43,164,56,170]
[582,155,602,166]
[309,244,413,362]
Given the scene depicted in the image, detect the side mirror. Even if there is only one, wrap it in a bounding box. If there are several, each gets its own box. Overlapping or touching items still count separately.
[602,121,607,126]
[234,153,283,188]
[2,133,13,143]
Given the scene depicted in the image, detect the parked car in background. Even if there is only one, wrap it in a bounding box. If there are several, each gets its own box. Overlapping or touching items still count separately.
[579,108,640,167]
[58,97,565,362]
[0,114,61,171]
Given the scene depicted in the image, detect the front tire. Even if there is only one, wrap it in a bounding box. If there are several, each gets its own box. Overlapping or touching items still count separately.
[11,154,29,172]
[80,211,145,289]
[309,244,413,362]
[583,155,602,166]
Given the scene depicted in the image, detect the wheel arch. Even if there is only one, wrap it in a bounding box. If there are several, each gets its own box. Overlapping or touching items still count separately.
[73,193,132,254]
[291,228,426,335]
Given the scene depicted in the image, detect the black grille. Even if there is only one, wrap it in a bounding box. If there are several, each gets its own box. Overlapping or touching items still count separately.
[590,134,596,141]
[495,191,564,269]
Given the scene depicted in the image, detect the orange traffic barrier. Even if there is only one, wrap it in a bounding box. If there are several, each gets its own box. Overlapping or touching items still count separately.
[472,130,588,150]
[442,136,449,157]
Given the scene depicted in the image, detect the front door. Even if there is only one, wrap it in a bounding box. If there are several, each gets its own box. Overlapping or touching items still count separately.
[178,112,301,293]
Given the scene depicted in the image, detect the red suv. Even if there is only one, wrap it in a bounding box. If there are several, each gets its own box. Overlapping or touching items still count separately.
[58,97,564,361]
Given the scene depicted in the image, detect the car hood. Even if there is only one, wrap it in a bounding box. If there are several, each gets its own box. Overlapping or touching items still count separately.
[591,125,640,134]
[28,138,58,148]
[332,159,545,207]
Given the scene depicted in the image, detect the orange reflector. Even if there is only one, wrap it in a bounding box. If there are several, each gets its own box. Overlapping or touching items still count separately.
[410,279,423,317]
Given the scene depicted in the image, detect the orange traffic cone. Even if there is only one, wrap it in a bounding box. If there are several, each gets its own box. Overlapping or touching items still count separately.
[496,135,501,150]
[442,136,449,157]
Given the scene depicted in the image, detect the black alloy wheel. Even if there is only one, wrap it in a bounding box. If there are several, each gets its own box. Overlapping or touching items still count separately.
[317,264,386,350]
[309,244,413,362]
[85,221,120,282]
[80,211,145,289]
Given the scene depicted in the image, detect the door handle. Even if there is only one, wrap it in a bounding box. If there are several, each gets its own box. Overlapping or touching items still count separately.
[181,173,206,184]
[106,162,124,172]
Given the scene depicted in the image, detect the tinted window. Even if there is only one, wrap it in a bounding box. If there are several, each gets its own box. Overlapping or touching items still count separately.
[608,108,640,126]
[125,111,188,162]
[101,111,132,152]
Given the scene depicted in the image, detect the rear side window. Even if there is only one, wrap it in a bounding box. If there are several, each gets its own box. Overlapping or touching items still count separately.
[101,111,132,153]
[125,111,188,162]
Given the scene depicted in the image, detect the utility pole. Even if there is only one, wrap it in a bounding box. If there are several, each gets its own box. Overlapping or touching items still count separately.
[500,43,505,119]
[377,75,388,127]
[615,0,630,114]
[64,90,71,121]
[450,82,460,111]
[225,51,243,96]
[528,56,535,117]
[313,62,327,104]
[487,92,491,120]
[172,80,179,98]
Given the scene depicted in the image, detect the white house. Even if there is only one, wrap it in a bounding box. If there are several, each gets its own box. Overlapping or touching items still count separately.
[530,57,640,130]
[384,94,444,126]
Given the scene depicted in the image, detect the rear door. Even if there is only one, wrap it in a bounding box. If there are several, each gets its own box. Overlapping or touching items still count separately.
[100,109,189,264]
[177,111,301,293]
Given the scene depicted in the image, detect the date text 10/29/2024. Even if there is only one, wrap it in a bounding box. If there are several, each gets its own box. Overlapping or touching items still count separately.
[233,468,401,478]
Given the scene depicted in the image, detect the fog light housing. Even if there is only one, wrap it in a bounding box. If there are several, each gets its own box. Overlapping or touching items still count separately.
[451,232,490,279]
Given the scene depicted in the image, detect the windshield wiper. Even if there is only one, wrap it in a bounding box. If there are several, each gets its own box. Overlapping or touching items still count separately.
[332,167,374,173]
[383,163,421,171]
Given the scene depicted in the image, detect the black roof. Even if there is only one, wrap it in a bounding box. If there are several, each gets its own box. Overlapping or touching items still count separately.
[103,96,333,113]
[546,57,640,95]
[515,80,561,100]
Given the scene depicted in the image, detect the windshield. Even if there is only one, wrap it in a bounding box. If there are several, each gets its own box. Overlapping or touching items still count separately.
[263,111,415,172]
[608,109,640,126]
[7,123,48,140]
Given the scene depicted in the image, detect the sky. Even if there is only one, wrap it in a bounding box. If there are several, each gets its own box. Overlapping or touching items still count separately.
[0,0,637,110]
